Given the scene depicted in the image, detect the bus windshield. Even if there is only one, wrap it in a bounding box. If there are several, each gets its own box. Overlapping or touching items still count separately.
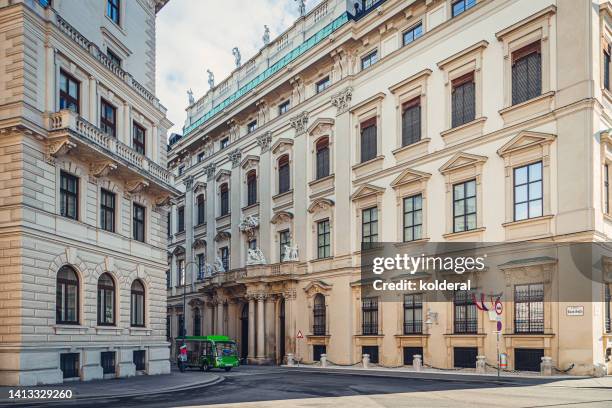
[215,342,237,357]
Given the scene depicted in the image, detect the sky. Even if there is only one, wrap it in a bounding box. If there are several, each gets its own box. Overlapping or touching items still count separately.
[155,0,308,136]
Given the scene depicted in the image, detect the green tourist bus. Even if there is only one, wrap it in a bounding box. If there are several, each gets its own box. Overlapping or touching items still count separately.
[176,335,240,372]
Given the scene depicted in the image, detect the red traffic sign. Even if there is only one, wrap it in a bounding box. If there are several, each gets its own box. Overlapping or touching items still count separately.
[494,300,503,315]
[296,330,304,339]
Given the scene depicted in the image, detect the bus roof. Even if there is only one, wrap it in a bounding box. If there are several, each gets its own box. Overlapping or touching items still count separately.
[181,335,234,343]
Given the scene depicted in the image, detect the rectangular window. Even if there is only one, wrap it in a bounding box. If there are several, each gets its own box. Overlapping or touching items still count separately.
[361,297,378,335]
[100,189,115,232]
[606,164,609,215]
[403,194,423,242]
[197,253,205,280]
[107,0,120,25]
[278,157,290,194]
[106,48,121,67]
[166,315,171,340]
[197,152,205,162]
[60,353,80,379]
[247,173,257,206]
[197,195,205,224]
[60,171,78,220]
[401,98,421,146]
[133,350,146,372]
[166,270,170,289]
[101,351,116,375]
[167,212,171,237]
[133,122,146,155]
[451,72,475,128]
[403,294,423,334]
[316,76,330,94]
[220,185,229,216]
[100,99,117,138]
[605,45,611,91]
[454,290,477,333]
[453,179,476,233]
[514,283,544,333]
[360,118,377,163]
[279,229,290,262]
[178,165,185,176]
[278,100,290,115]
[403,22,423,46]
[247,121,257,134]
[512,42,542,105]
[361,50,378,70]
[220,137,229,149]
[317,219,330,259]
[133,203,145,242]
[59,70,80,113]
[513,161,543,221]
[220,247,229,271]
[361,207,378,249]
[362,346,379,364]
[177,259,185,286]
[451,0,476,18]
[177,206,185,232]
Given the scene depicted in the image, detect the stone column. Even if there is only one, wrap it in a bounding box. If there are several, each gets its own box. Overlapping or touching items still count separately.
[45,46,57,113]
[248,296,256,361]
[122,102,130,145]
[256,133,273,261]
[150,124,158,161]
[184,176,195,290]
[256,294,266,360]
[284,289,296,356]
[205,301,215,335]
[217,301,225,335]
[169,252,177,297]
[229,150,242,269]
[204,165,217,264]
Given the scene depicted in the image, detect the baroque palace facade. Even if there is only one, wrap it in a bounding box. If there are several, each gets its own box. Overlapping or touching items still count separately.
[167,0,612,375]
[0,0,176,385]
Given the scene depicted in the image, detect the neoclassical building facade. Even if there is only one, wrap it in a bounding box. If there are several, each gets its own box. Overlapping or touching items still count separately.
[0,0,176,385]
[167,0,612,375]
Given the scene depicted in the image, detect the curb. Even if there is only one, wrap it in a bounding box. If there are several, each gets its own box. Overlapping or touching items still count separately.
[0,374,224,407]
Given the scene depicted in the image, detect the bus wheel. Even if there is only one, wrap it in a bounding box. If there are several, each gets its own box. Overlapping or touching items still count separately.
[224,367,232,372]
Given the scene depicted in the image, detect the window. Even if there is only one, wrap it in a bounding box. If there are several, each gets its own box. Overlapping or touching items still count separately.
[360,118,377,163]
[101,351,116,375]
[56,265,79,324]
[197,254,205,280]
[248,239,257,250]
[178,165,185,176]
[100,189,115,232]
[220,137,230,149]
[361,50,378,70]
[361,297,378,335]
[513,161,542,221]
[316,76,330,94]
[177,206,185,232]
[100,100,117,138]
[60,353,79,379]
[315,137,330,179]
[107,0,120,25]
[453,290,477,333]
[451,72,475,127]
[247,121,257,134]
[193,309,201,336]
[130,280,145,327]
[133,350,146,372]
[361,207,378,249]
[133,203,145,242]
[219,184,229,216]
[605,164,610,215]
[511,42,542,105]
[317,219,331,259]
[197,194,205,224]
[401,98,421,146]
[514,283,544,333]
[177,314,185,338]
[59,70,79,113]
[403,294,423,334]
[278,155,290,194]
[451,0,476,18]
[278,100,290,115]
[313,294,326,335]
[166,270,170,288]
[197,152,205,162]
[177,259,185,286]
[167,212,171,237]
[220,247,229,271]
[403,23,423,46]
[362,346,379,364]
[279,229,290,262]
[166,315,171,340]
[605,284,611,334]
[97,273,115,326]
[605,45,611,91]
[106,48,121,67]
[246,170,257,206]
[453,180,476,233]
[133,122,146,155]
[403,194,423,242]
[60,171,78,220]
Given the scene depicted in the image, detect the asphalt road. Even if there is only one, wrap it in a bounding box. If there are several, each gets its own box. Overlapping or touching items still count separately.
[3,366,612,408]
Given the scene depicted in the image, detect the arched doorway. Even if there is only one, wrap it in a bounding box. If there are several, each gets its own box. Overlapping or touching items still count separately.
[278,298,285,364]
[240,303,249,360]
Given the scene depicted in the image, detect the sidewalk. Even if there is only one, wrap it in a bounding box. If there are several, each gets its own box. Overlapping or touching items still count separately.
[0,368,222,405]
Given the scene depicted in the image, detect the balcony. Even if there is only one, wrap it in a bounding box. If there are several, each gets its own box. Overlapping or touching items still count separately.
[46,110,177,196]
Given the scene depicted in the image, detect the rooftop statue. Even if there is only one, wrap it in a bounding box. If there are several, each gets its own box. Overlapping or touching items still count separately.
[187,88,194,105]
[263,25,270,46]
[296,0,306,17]
[232,47,241,68]
[206,69,214,89]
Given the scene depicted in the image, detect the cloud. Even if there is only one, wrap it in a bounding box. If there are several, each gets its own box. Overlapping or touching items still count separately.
[155,0,306,137]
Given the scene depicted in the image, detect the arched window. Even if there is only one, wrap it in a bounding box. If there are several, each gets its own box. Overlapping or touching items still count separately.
[97,273,115,326]
[193,308,201,336]
[219,183,229,216]
[313,293,326,335]
[130,280,145,327]
[246,170,257,206]
[196,194,205,225]
[56,265,79,324]
[315,137,330,180]
[278,155,290,194]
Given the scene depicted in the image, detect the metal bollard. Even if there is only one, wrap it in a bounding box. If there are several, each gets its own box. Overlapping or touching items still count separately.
[540,356,553,376]
[362,353,370,369]
[286,353,295,367]
[413,354,422,372]
[476,355,486,374]
[320,353,327,368]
